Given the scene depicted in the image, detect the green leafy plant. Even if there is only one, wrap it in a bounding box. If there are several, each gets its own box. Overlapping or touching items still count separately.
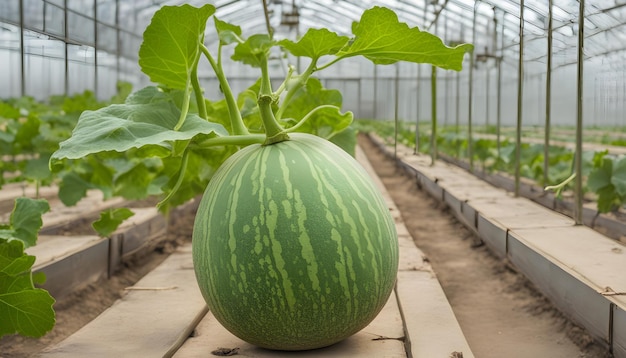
[587,152,626,213]
[0,197,54,338]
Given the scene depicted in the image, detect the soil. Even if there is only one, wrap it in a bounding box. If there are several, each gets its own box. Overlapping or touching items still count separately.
[358,134,612,358]
[0,205,196,358]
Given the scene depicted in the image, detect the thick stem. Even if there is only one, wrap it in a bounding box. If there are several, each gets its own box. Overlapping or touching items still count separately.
[191,37,207,120]
[259,57,289,145]
[200,44,249,135]
[174,80,192,131]
[194,134,266,148]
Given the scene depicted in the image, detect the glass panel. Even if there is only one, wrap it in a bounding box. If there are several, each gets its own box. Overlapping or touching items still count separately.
[68,0,94,18]
[96,24,116,52]
[119,31,140,59]
[68,13,94,44]
[0,0,20,23]
[0,22,22,97]
[67,44,95,94]
[23,0,44,31]
[97,0,117,25]
[23,30,65,99]
[44,2,65,37]
[96,49,117,100]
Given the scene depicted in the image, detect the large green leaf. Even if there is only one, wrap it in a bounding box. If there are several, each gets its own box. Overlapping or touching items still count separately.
[337,6,472,70]
[50,95,227,162]
[138,4,215,89]
[279,28,349,60]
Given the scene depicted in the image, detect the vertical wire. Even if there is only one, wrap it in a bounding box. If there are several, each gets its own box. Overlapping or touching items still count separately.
[431,65,438,165]
[544,0,553,186]
[575,0,585,225]
[514,0,525,197]
[468,2,477,170]
[496,9,504,157]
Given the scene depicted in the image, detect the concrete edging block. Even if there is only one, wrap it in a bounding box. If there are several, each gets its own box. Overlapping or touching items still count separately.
[396,270,474,358]
[476,215,507,258]
[507,230,611,343]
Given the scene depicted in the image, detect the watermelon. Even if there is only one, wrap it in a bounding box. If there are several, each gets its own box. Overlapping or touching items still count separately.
[192,133,399,350]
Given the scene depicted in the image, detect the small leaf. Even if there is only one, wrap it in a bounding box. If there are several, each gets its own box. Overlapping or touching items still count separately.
[7,198,50,248]
[58,172,92,206]
[232,34,273,67]
[330,127,357,157]
[23,155,52,182]
[588,157,612,192]
[337,6,473,70]
[279,28,349,60]
[611,156,626,197]
[92,208,135,237]
[139,4,215,89]
[214,17,242,45]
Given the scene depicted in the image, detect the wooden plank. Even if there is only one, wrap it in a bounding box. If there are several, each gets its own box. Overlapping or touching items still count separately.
[39,244,207,358]
[174,291,406,358]
[396,270,474,358]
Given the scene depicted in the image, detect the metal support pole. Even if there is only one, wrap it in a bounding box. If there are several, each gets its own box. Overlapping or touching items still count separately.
[373,65,378,120]
[19,0,25,96]
[468,2,477,170]
[431,65,438,165]
[514,1,524,197]
[64,0,69,95]
[543,0,553,186]
[415,64,421,153]
[496,10,503,157]
[94,0,98,98]
[395,64,400,159]
[575,0,585,225]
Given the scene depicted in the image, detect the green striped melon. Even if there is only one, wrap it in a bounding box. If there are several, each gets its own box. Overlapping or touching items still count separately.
[192,133,399,350]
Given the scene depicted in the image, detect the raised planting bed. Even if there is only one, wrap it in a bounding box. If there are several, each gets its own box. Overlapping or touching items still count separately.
[35,146,475,358]
[0,182,197,302]
[367,133,626,358]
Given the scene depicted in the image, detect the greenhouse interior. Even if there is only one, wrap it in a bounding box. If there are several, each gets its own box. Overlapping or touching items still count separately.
[1,0,625,357]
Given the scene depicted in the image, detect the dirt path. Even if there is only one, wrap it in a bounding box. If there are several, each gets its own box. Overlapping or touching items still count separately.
[359,135,611,358]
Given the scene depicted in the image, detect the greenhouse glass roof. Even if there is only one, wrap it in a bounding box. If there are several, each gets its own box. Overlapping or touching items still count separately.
[116,0,626,73]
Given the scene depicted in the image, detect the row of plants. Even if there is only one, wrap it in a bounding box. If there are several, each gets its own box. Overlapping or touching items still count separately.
[356,119,626,215]
[2,2,472,350]
[1,84,141,339]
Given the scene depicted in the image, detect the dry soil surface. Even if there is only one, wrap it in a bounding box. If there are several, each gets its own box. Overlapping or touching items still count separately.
[359,134,611,358]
